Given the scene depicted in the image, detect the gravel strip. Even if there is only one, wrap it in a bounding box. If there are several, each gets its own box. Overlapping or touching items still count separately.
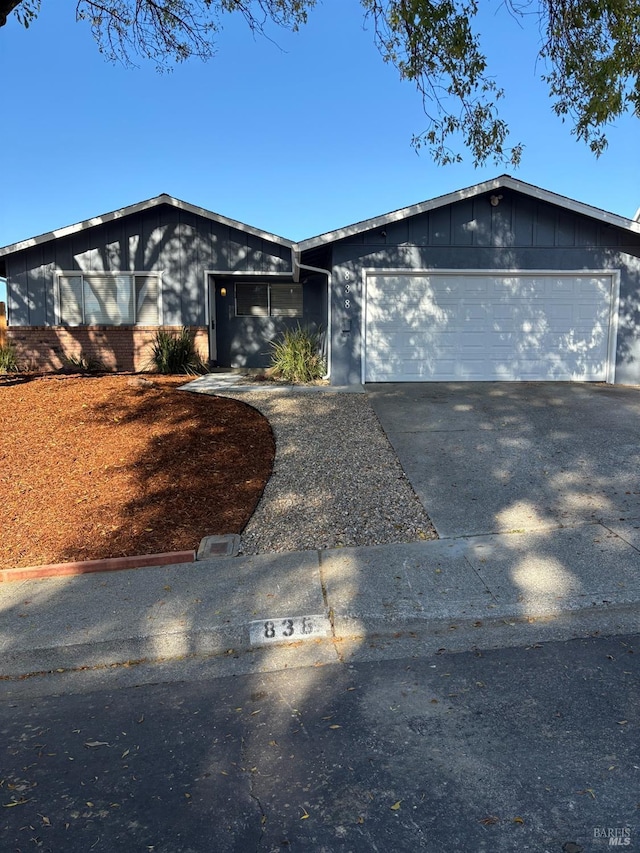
[214,388,437,555]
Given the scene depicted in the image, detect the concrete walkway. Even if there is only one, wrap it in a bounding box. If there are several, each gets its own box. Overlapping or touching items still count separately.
[2,380,640,681]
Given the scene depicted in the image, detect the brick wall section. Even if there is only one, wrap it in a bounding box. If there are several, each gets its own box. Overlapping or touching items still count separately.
[6,326,210,373]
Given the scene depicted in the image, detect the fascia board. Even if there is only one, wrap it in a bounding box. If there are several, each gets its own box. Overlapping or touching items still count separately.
[298,175,640,250]
[0,193,294,257]
[503,176,640,234]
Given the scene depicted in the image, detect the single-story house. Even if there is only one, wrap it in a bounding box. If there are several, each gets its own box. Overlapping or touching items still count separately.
[2,175,640,385]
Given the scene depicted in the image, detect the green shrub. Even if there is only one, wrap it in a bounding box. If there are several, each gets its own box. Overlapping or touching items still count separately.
[62,352,105,374]
[0,342,19,373]
[269,325,325,384]
[150,327,208,375]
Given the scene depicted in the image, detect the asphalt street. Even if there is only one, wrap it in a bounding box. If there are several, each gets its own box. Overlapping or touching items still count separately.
[1,633,638,853]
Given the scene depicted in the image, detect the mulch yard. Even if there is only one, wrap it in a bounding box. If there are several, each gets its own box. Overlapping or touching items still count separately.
[0,374,275,569]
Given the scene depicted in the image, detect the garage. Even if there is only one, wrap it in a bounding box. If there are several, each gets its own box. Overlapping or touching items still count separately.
[363,271,618,383]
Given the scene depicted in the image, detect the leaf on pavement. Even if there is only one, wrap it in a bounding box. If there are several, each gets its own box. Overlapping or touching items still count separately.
[84,741,111,748]
[390,801,402,811]
[3,798,30,807]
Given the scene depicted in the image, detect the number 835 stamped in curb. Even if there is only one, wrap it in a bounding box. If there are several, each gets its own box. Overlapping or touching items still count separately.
[249,614,332,647]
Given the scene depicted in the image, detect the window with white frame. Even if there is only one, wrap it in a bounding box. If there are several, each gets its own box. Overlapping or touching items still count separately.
[235,282,303,318]
[57,273,160,325]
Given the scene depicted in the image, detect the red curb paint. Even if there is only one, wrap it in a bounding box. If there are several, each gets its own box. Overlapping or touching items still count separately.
[0,550,196,583]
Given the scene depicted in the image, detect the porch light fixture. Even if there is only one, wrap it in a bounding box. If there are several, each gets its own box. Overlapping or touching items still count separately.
[489,194,503,207]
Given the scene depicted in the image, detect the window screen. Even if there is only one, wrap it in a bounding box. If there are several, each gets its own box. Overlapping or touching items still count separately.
[236,284,269,316]
[84,275,133,325]
[235,283,302,317]
[59,275,83,325]
[135,275,159,324]
[58,273,159,325]
[271,284,303,317]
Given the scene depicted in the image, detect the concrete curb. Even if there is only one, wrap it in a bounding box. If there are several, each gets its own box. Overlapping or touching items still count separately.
[2,530,640,681]
[3,597,640,682]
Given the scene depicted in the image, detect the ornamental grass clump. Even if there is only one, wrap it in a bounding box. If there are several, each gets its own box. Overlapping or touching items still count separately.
[0,342,19,373]
[150,327,208,375]
[269,325,325,384]
[62,351,105,374]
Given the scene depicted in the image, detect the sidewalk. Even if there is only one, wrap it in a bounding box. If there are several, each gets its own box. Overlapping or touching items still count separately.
[2,519,640,679]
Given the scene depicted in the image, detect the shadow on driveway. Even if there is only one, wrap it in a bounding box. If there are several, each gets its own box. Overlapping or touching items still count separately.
[366,382,640,539]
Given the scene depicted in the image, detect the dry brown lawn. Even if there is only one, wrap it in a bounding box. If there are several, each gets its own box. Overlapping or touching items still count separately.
[0,374,275,569]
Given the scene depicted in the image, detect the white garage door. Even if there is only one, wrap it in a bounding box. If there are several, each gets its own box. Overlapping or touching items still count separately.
[364,272,617,382]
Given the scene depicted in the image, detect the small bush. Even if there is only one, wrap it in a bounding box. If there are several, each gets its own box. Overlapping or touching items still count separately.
[0,342,19,373]
[150,327,208,375]
[62,352,105,374]
[269,325,325,384]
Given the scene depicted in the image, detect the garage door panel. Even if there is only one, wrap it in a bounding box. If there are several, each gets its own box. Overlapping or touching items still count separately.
[578,279,608,296]
[576,302,607,321]
[367,300,449,325]
[491,304,519,320]
[461,305,488,321]
[457,331,491,348]
[365,273,614,382]
[543,279,574,294]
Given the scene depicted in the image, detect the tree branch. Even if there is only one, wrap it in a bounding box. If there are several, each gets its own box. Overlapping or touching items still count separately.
[0,0,30,26]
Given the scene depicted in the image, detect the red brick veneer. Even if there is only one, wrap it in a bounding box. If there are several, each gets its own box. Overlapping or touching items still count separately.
[6,326,209,373]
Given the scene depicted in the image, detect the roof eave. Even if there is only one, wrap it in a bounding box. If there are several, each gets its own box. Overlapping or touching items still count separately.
[0,193,294,258]
[298,175,640,250]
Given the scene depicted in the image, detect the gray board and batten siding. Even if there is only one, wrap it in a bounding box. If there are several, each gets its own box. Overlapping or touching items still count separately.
[320,189,640,386]
[4,203,293,328]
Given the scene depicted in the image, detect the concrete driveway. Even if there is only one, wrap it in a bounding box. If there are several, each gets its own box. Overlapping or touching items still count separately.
[366,382,640,539]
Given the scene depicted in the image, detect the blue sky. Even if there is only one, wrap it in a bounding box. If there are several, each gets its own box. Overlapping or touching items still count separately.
[1,0,638,275]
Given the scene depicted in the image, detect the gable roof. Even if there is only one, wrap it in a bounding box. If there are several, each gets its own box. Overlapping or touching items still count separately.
[2,176,638,261]
[0,193,294,258]
[297,175,640,250]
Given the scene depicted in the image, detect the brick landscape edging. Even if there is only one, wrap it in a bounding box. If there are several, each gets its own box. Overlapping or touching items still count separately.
[0,550,196,583]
